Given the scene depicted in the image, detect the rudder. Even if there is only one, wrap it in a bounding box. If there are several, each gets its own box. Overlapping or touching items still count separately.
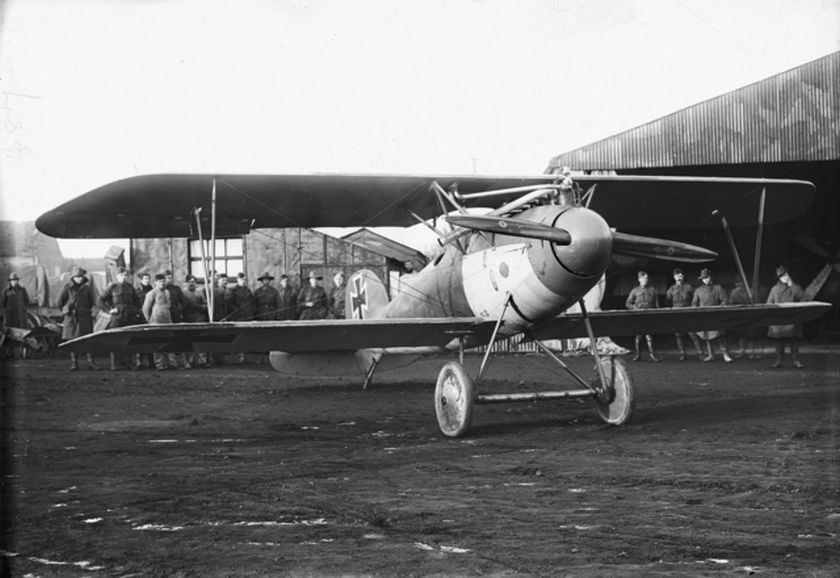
[346,269,389,319]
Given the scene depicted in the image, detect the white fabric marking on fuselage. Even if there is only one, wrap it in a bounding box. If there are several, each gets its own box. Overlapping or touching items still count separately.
[461,243,564,335]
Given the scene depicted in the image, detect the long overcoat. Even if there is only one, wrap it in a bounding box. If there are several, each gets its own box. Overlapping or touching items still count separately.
[57,279,96,339]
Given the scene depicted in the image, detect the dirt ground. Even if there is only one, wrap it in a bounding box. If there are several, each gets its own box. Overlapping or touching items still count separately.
[2,344,839,577]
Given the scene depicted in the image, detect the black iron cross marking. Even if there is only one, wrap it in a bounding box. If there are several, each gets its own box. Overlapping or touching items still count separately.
[351,276,367,319]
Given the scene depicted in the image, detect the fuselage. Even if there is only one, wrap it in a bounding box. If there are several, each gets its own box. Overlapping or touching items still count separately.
[382,204,613,340]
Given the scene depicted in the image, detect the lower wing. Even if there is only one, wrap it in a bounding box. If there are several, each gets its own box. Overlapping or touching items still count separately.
[58,317,497,355]
[528,302,832,340]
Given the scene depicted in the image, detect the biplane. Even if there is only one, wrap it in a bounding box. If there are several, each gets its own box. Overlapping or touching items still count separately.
[36,172,830,436]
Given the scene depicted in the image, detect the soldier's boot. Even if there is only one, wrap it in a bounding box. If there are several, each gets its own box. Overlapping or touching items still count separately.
[87,354,101,371]
[632,336,641,361]
[646,336,660,362]
[690,334,705,360]
[69,353,79,371]
[791,342,804,368]
[702,342,714,362]
[110,353,119,371]
[771,342,784,368]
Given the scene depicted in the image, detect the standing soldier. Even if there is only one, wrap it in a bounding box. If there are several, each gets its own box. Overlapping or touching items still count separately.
[182,275,210,368]
[164,269,187,369]
[298,271,329,320]
[329,271,347,319]
[227,273,255,321]
[99,266,140,370]
[227,272,254,364]
[212,272,229,321]
[253,272,281,320]
[277,273,298,320]
[57,267,100,371]
[1,272,30,330]
[766,265,806,369]
[134,271,154,369]
[692,268,733,363]
[142,273,173,370]
[625,270,660,362]
[665,268,704,360]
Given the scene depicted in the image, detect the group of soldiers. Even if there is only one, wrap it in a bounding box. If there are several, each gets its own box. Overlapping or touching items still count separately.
[626,265,806,368]
[52,266,348,371]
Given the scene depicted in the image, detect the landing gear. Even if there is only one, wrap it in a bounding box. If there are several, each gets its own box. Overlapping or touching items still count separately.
[431,297,634,437]
[592,356,634,425]
[434,361,474,438]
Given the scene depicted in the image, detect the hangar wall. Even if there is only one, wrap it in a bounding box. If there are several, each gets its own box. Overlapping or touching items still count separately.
[130,228,390,295]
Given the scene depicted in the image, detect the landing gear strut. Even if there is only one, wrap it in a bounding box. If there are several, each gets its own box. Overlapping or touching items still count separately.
[432,298,634,437]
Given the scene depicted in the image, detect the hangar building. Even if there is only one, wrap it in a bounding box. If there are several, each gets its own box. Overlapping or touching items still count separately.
[547,51,839,331]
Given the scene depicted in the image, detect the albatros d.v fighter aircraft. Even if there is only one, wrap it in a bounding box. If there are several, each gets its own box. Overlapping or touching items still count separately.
[36,172,830,437]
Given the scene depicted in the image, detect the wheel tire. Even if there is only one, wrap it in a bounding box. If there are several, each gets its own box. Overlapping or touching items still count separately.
[593,356,634,425]
[434,361,475,438]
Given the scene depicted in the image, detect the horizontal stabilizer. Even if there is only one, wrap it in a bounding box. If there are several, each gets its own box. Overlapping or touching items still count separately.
[446,214,572,245]
[612,232,717,263]
[528,302,831,341]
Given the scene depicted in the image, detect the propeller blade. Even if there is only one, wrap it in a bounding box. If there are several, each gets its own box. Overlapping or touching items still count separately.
[612,232,717,263]
[446,214,572,245]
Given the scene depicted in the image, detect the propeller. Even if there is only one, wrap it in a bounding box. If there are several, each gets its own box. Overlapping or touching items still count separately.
[611,232,717,263]
[445,214,572,245]
[446,214,717,263]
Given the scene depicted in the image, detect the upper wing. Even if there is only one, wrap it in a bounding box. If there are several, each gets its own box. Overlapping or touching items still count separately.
[528,302,831,341]
[35,173,814,238]
[577,174,815,230]
[58,317,497,355]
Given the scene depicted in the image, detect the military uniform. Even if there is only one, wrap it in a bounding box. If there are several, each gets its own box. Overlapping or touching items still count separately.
[278,284,298,320]
[142,285,173,370]
[329,282,346,319]
[183,285,209,323]
[766,271,806,368]
[134,279,154,368]
[665,281,704,360]
[692,273,732,362]
[1,279,29,329]
[254,285,281,320]
[228,284,255,321]
[298,284,328,320]
[625,281,660,362]
[57,270,100,370]
[99,277,141,370]
[99,281,140,327]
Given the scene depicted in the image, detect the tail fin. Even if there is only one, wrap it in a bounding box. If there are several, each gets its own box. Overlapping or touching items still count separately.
[346,269,389,319]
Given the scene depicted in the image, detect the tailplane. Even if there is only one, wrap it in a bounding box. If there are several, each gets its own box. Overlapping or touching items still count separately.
[346,269,390,319]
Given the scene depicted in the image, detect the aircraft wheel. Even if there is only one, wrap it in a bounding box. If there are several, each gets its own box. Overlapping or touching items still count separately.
[434,361,474,438]
[593,356,634,425]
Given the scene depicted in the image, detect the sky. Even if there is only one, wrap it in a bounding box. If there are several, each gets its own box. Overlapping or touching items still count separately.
[0,0,838,256]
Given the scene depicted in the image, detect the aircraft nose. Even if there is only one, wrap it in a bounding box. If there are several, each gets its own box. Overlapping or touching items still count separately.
[550,206,613,278]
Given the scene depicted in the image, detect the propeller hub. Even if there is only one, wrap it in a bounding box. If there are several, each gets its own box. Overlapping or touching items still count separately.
[549,206,613,278]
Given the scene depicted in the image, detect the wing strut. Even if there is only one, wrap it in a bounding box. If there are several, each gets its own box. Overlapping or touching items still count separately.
[713,209,753,302]
[751,187,766,302]
[192,206,214,320]
[210,178,218,320]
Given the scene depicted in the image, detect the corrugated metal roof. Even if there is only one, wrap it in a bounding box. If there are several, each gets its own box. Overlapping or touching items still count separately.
[548,52,839,172]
